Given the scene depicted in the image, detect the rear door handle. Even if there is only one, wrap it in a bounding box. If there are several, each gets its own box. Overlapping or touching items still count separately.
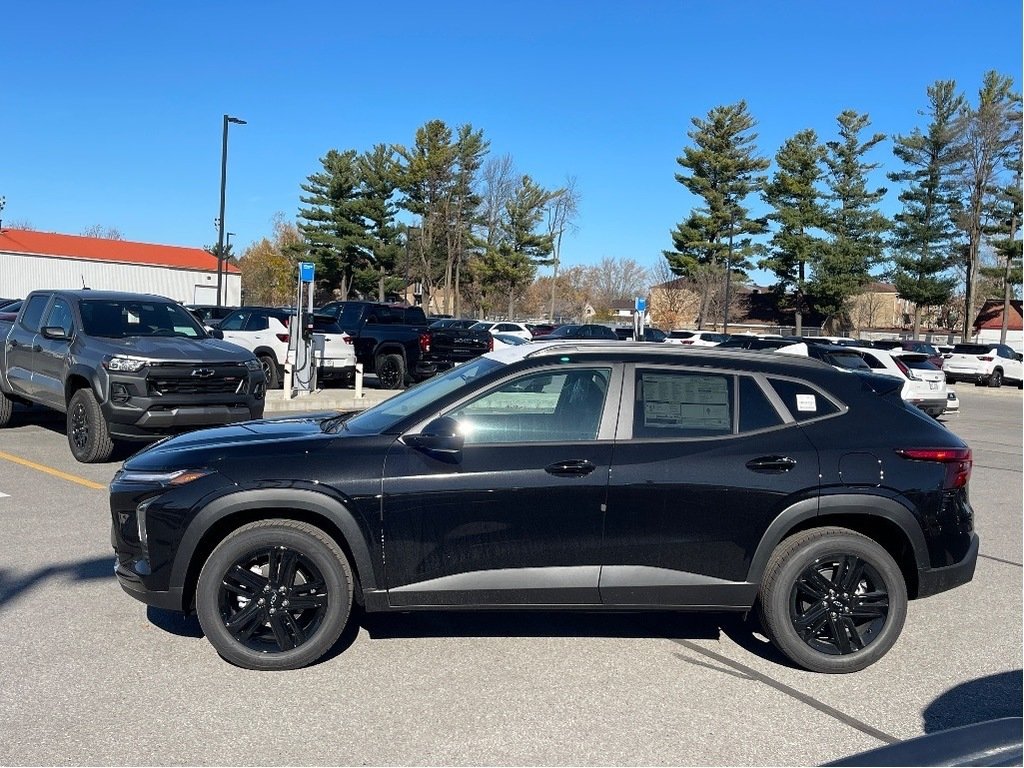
[746,456,797,473]
[545,459,596,477]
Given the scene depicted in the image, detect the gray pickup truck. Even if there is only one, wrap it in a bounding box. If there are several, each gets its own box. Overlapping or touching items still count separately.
[0,290,267,462]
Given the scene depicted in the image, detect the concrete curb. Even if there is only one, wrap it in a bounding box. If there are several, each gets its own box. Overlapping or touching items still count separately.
[263,387,402,413]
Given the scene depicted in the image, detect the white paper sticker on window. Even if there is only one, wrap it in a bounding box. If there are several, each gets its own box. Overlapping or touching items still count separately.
[796,394,817,412]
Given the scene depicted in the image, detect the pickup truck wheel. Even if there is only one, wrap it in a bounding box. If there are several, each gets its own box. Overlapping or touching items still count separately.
[67,388,115,463]
[376,353,406,390]
[758,527,907,674]
[259,355,281,389]
[0,390,13,427]
[988,369,1002,388]
[196,520,353,671]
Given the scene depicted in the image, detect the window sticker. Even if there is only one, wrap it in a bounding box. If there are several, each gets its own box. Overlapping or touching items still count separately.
[642,374,730,429]
[796,393,817,412]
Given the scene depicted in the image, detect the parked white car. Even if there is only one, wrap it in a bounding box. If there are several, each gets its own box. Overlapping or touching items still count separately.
[469,321,533,341]
[665,330,729,346]
[217,307,355,388]
[491,333,530,350]
[851,347,948,417]
[942,342,1023,388]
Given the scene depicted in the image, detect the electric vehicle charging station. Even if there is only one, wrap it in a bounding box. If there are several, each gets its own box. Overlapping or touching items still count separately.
[287,261,318,397]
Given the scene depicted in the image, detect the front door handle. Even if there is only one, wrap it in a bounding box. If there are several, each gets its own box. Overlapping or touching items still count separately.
[545,459,596,477]
[746,456,797,473]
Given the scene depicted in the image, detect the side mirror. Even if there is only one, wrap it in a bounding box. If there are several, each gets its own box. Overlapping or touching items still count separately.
[41,326,69,341]
[209,328,224,339]
[1016,353,1022,362]
[404,416,464,459]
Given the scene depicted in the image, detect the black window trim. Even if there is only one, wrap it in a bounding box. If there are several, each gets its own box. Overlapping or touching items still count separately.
[764,372,849,425]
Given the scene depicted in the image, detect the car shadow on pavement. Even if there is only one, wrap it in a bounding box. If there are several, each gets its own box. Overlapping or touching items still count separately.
[923,670,1024,733]
[0,556,113,613]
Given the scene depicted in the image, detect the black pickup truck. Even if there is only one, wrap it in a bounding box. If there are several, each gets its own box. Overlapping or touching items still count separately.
[317,301,491,388]
[0,290,267,462]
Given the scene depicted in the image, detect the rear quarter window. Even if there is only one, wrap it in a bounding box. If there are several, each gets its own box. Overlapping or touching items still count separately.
[769,378,840,421]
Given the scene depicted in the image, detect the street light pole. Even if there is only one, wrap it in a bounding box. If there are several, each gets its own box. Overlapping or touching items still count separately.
[216,114,246,306]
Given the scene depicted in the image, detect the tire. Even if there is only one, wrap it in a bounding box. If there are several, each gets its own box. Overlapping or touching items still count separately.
[758,527,907,674]
[0,389,13,427]
[259,354,281,389]
[988,368,1002,388]
[67,388,115,463]
[375,353,407,390]
[196,519,353,671]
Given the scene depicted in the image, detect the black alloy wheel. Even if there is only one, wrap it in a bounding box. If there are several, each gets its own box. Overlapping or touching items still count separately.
[988,368,1003,388]
[376,353,406,390]
[197,520,353,670]
[758,527,907,673]
[66,388,115,463]
[789,555,889,656]
[259,354,280,389]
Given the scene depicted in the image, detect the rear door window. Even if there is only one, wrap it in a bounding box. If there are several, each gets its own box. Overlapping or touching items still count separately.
[19,294,50,332]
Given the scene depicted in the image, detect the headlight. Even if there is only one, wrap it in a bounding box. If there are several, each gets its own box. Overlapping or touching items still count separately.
[243,358,262,372]
[118,468,214,486]
[103,354,150,372]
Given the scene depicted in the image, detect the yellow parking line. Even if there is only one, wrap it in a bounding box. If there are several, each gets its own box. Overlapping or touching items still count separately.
[0,451,106,491]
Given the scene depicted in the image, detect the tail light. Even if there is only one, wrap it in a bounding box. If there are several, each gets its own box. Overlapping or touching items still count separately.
[419,332,431,353]
[681,340,694,345]
[893,357,920,380]
[276,333,290,343]
[342,335,352,345]
[896,447,972,489]
[978,356,993,361]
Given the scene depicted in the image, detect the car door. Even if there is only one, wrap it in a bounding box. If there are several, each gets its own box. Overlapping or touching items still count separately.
[217,310,252,351]
[600,364,821,607]
[997,345,1023,381]
[33,297,75,409]
[381,364,623,607]
[4,293,51,398]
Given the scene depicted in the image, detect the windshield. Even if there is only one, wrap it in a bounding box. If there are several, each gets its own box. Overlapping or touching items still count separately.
[80,299,206,339]
[332,355,505,434]
[547,325,580,337]
[827,351,872,371]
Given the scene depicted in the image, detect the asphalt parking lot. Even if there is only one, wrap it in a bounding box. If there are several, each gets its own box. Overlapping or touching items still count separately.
[0,386,1020,766]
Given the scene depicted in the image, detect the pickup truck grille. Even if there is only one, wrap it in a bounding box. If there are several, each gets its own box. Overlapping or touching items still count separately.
[146,365,247,396]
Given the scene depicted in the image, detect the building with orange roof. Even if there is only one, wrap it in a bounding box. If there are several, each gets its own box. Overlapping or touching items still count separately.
[0,228,240,306]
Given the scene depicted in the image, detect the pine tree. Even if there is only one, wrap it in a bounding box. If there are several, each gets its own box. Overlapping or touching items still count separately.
[760,129,827,335]
[357,144,402,301]
[812,111,889,328]
[665,101,769,329]
[888,81,965,337]
[980,148,1023,343]
[297,149,371,300]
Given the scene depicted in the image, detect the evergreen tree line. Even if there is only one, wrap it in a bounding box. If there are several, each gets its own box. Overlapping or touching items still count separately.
[240,119,580,319]
[666,71,1022,338]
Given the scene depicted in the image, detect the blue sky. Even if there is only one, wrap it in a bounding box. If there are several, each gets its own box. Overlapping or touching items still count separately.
[3,1,1021,285]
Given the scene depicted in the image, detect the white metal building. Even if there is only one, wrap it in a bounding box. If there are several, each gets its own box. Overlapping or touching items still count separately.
[0,228,240,305]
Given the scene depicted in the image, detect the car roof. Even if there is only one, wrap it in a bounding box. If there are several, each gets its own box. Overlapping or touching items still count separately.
[42,289,177,302]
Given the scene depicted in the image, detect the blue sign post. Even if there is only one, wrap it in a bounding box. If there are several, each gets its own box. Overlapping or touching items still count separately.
[299,262,315,283]
[634,296,646,313]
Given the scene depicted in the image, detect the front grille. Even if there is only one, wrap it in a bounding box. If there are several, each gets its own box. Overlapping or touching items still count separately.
[147,364,248,396]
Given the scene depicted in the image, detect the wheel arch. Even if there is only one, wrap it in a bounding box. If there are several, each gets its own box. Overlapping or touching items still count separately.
[171,489,377,613]
[746,494,928,599]
[65,366,97,404]
[373,343,408,363]
[253,346,280,364]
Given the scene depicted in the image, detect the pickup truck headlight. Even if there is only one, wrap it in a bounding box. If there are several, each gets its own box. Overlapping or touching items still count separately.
[243,358,262,372]
[103,354,150,372]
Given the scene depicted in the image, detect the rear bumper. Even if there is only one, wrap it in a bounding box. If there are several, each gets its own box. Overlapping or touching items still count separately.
[905,395,947,416]
[318,363,356,380]
[916,532,979,598]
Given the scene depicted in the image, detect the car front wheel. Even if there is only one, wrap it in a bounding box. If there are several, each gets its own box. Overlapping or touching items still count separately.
[988,369,1003,388]
[758,527,907,674]
[67,388,115,463]
[196,519,353,671]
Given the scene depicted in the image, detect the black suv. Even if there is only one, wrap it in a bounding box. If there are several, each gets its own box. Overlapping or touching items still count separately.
[0,290,266,462]
[110,342,978,672]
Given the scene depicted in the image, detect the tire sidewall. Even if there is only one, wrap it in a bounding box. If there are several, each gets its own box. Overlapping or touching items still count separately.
[67,388,113,463]
[762,533,907,674]
[196,522,352,671]
[376,353,406,390]
[0,389,13,427]
[259,355,280,389]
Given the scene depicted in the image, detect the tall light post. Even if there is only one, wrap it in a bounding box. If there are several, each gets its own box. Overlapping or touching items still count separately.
[216,114,246,306]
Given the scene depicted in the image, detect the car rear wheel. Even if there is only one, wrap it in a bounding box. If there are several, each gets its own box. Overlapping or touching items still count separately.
[259,354,280,389]
[375,353,407,390]
[67,388,115,463]
[758,527,907,673]
[988,369,1002,388]
[196,520,353,671]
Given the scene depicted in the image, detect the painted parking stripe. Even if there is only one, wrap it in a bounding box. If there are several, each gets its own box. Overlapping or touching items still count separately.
[0,491,9,498]
[0,451,106,491]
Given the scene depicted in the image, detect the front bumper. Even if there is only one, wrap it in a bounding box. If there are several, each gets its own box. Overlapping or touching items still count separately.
[916,532,980,598]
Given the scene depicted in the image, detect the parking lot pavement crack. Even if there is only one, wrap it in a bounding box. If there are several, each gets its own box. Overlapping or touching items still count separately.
[667,638,898,745]
[979,553,1024,568]
[973,463,1024,474]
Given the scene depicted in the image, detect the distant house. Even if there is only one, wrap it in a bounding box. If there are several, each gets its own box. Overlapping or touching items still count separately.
[0,228,239,305]
[973,299,1023,352]
[607,299,637,319]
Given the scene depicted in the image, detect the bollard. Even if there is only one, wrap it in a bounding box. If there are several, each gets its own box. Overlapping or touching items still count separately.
[355,362,364,399]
